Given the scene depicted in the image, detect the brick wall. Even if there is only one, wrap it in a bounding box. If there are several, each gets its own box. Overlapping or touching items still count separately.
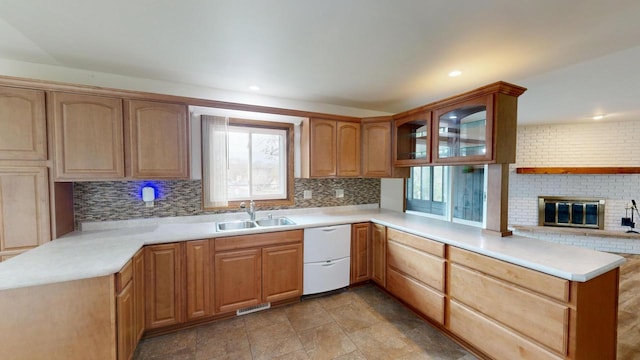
[509,119,640,235]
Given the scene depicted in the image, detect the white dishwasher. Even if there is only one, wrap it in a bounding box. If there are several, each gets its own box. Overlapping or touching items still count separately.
[303,224,351,295]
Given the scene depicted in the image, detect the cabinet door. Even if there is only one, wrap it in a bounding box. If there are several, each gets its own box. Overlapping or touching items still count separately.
[262,243,303,303]
[350,223,371,284]
[116,280,135,360]
[336,121,360,177]
[132,249,145,342]
[214,248,261,313]
[309,119,336,177]
[432,94,493,164]
[394,111,431,166]
[51,92,124,180]
[0,86,46,160]
[144,243,184,329]
[362,120,392,177]
[0,167,50,258]
[125,100,189,179]
[185,240,212,321]
[371,224,386,287]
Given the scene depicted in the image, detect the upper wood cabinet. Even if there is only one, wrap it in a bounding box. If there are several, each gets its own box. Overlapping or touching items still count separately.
[362,117,410,178]
[394,111,431,167]
[0,86,47,160]
[125,100,189,179]
[432,94,494,164]
[336,121,361,177]
[0,166,50,259]
[51,92,125,180]
[301,118,361,178]
[394,82,526,166]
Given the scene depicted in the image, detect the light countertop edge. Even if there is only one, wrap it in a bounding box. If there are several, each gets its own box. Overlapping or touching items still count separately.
[0,208,626,291]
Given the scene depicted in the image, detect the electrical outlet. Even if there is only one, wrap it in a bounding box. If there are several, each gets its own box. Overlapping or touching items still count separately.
[335,189,344,198]
[303,190,312,199]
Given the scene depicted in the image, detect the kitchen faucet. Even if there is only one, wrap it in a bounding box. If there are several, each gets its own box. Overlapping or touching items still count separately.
[240,200,256,221]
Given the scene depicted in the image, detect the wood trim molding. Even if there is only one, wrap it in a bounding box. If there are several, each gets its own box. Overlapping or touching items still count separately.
[516,167,640,174]
[0,74,361,122]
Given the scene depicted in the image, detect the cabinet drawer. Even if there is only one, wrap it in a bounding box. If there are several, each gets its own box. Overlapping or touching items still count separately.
[387,268,444,324]
[449,246,569,302]
[449,300,563,360]
[116,258,133,293]
[386,228,444,257]
[215,230,303,252]
[450,264,569,354]
[387,240,445,292]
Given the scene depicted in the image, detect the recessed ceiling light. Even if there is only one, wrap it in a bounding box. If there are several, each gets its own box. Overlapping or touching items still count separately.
[592,114,604,120]
[448,70,462,77]
[248,85,260,91]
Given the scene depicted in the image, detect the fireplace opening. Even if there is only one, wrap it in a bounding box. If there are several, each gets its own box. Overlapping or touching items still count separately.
[538,196,605,230]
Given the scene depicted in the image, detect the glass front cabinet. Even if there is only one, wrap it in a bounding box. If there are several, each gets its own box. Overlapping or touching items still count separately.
[393,82,526,167]
[394,111,431,166]
[433,95,493,163]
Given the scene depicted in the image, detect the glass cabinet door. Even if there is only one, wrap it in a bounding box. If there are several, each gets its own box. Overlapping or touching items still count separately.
[394,111,431,166]
[433,95,493,163]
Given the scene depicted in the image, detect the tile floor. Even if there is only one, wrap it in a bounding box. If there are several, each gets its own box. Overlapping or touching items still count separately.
[135,254,640,360]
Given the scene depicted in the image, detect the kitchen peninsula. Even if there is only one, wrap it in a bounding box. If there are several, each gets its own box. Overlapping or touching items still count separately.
[0,206,624,360]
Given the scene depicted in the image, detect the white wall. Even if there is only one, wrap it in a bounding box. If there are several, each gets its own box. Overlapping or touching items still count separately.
[0,58,390,118]
[509,119,640,231]
[380,178,404,212]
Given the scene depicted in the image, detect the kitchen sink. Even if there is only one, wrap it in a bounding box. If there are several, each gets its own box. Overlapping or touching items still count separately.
[216,217,296,232]
[255,217,295,227]
[216,221,258,232]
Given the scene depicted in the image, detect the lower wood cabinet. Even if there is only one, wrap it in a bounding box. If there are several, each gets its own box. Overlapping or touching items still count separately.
[116,249,144,360]
[262,243,303,303]
[185,239,213,321]
[214,248,262,313]
[0,166,50,259]
[386,228,445,324]
[132,249,145,342]
[214,230,303,314]
[350,223,371,284]
[144,242,184,329]
[116,279,135,360]
[447,246,619,360]
[371,223,386,286]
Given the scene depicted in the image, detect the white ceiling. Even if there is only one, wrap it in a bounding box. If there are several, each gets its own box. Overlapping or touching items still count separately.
[0,0,639,125]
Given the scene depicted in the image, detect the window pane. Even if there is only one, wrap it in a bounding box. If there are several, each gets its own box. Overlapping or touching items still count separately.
[251,133,284,196]
[406,166,446,216]
[227,131,250,199]
[452,165,484,222]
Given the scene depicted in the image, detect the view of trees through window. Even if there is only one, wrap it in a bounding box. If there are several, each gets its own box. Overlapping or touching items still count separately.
[406,165,486,225]
[227,126,286,200]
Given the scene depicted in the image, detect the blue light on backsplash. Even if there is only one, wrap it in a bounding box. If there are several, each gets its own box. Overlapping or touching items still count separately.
[138,182,162,201]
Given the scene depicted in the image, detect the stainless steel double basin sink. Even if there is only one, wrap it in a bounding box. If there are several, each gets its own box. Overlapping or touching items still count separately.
[216,217,295,232]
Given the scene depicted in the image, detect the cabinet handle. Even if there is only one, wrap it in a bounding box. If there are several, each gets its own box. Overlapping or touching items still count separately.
[321,261,336,267]
[321,228,338,232]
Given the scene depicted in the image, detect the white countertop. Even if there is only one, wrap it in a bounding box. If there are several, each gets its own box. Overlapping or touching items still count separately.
[0,205,625,291]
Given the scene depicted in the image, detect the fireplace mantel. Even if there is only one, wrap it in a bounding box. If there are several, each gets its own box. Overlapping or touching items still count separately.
[515,167,640,174]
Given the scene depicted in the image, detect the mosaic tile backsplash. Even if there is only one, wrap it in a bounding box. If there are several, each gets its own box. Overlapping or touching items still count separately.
[74,178,380,226]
